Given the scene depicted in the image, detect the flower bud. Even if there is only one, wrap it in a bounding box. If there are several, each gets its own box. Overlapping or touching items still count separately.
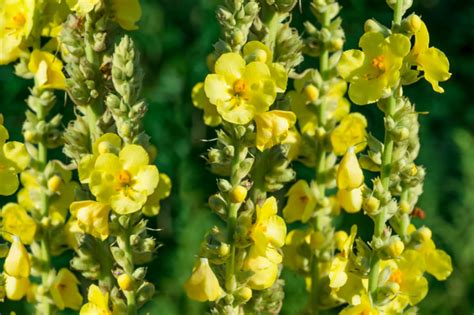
[337,188,363,213]
[363,196,380,215]
[218,243,230,257]
[383,239,405,259]
[118,274,134,291]
[208,194,227,214]
[4,237,30,278]
[415,226,432,242]
[304,84,319,102]
[229,185,247,203]
[337,147,364,190]
[334,231,348,251]
[399,200,411,214]
[310,231,325,250]
[47,175,63,193]
[184,258,224,302]
[405,14,422,33]
[330,38,344,51]
[5,275,29,301]
[235,286,252,303]
[24,130,35,142]
[217,179,232,192]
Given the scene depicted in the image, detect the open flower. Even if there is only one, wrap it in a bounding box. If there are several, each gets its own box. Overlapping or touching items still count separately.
[142,173,172,217]
[89,144,159,214]
[1,203,36,244]
[184,258,224,302]
[70,200,111,240]
[0,122,30,196]
[0,0,35,65]
[328,225,357,289]
[406,20,451,93]
[67,0,141,30]
[192,82,221,126]
[337,32,411,105]
[204,52,276,124]
[50,268,83,311]
[250,197,287,257]
[330,113,367,156]
[28,50,66,90]
[254,110,296,151]
[243,246,280,290]
[80,284,112,315]
[283,180,317,223]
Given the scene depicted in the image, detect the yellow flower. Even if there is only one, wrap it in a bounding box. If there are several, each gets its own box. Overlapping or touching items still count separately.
[50,268,83,310]
[242,41,288,93]
[28,50,66,90]
[184,257,224,302]
[40,0,70,37]
[337,188,363,213]
[112,0,141,31]
[70,201,111,240]
[406,20,451,93]
[250,197,287,257]
[4,236,30,278]
[283,180,316,223]
[5,274,30,301]
[330,113,367,156]
[78,133,123,184]
[340,293,379,315]
[142,173,172,217]
[88,144,159,214]
[243,246,280,290]
[328,225,356,289]
[0,0,35,65]
[204,52,276,124]
[254,110,296,151]
[282,128,301,161]
[338,32,411,105]
[192,82,221,127]
[288,90,318,136]
[416,237,453,281]
[80,284,112,315]
[66,0,141,30]
[66,0,100,15]
[1,203,36,244]
[0,123,30,196]
[336,147,364,190]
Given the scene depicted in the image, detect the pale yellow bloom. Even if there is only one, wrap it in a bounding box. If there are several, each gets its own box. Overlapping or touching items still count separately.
[5,274,30,301]
[4,236,30,278]
[50,268,83,310]
[2,203,36,244]
[184,258,224,302]
[80,284,112,315]
[70,200,111,240]
[28,50,66,90]
[243,246,280,290]
[254,110,296,151]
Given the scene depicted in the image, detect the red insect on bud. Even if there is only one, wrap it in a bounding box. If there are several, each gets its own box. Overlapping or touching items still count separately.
[411,207,426,220]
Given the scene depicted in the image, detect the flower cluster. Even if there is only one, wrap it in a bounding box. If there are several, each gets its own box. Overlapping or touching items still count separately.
[0,1,170,314]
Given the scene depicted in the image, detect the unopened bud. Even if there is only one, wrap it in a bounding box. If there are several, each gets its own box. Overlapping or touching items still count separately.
[310,231,325,250]
[229,185,247,203]
[304,84,319,102]
[406,14,421,33]
[24,130,35,142]
[236,286,252,303]
[218,243,230,257]
[334,231,348,251]
[330,38,344,51]
[363,196,380,215]
[384,239,405,259]
[399,200,411,214]
[118,273,134,291]
[47,175,63,193]
[417,227,432,242]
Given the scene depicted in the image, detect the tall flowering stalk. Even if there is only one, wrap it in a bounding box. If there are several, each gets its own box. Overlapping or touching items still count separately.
[185,0,303,313]
[0,0,170,314]
[281,1,368,313]
[322,0,453,313]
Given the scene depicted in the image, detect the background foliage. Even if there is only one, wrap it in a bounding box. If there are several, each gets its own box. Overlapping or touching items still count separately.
[1,0,473,314]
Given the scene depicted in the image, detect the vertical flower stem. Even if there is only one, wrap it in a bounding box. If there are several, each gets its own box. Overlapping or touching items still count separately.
[369,93,396,301]
[225,139,243,295]
[123,227,137,315]
[308,11,331,315]
[36,102,54,315]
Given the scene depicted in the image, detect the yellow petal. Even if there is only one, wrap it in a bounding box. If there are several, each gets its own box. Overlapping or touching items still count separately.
[336,147,364,190]
[214,52,245,82]
[119,144,149,175]
[5,274,29,301]
[5,236,31,278]
[112,0,141,30]
[50,268,83,310]
[425,249,452,281]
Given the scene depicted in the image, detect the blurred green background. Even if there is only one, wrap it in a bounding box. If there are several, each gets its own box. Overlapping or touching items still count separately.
[1,0,473,314]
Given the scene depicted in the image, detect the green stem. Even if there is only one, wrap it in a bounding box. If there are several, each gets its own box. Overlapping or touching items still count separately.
[308,11,331,315]
[261,7,280,51]
[225,141,243,293]
[86,104,101,147]
[393,0,404,25]
[123,229,137,315]
[369,94,397,301]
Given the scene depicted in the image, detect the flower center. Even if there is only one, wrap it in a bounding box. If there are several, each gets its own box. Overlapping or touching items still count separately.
[11,13,26,28]
[371,55,385,71]
[118,170,131,185]
[299,195,309,204]
[233,79,247,95]
[389,269,403,285]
